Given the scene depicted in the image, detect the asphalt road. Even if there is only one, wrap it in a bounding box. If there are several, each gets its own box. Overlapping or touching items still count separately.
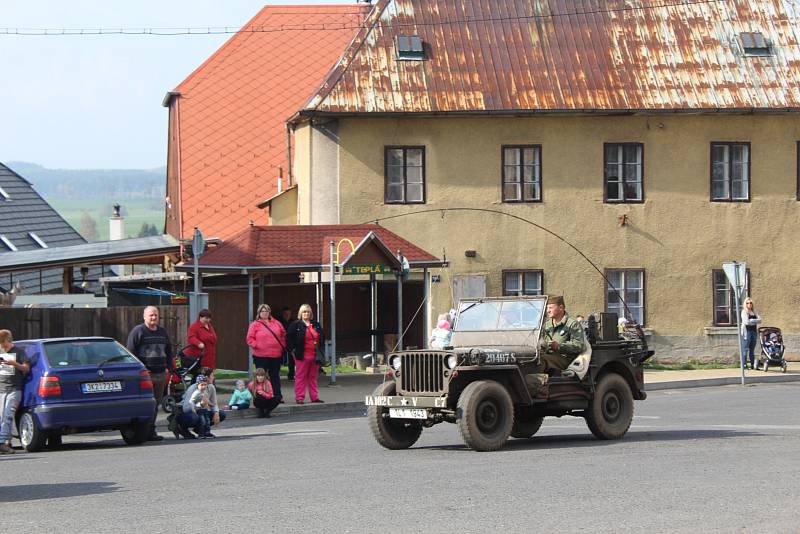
[2,383,799,533]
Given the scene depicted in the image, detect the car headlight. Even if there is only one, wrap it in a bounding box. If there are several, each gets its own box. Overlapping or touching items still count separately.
[445,355,459,369]
[389,355,402,370]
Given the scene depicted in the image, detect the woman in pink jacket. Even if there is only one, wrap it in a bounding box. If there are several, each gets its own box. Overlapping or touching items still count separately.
[246,303,286,402]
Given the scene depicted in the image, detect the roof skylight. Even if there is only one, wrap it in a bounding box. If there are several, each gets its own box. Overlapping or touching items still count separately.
[396,35,425,60]
[0,235,18,251]
[740,32,771,56]
[29,232,48,248]
[0,186,9,200]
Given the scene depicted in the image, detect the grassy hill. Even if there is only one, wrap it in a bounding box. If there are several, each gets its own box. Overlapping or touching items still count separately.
[6,161,166,241]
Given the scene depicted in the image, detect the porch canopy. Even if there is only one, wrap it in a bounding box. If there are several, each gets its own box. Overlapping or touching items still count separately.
[175,224,444,377]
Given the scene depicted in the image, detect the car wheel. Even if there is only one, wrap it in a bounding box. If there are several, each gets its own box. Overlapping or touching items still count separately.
[18,412,47,452]
[161,395,176,414]
[586,373,634,440]
[120,420,152,445]
[368,381,423,450]
[511,415,544,439]
[456,380,514,451]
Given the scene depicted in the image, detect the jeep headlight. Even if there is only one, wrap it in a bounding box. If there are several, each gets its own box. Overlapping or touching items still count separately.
[389,355,402,370]
[445,354,459,369]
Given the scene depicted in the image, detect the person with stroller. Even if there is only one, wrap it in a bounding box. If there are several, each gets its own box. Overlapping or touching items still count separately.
[246,303,287,403]
[175,367,226,439]
[249,368,280,418]
[741,297,762,370]
[182,309,218,382]
[286,304,325,404]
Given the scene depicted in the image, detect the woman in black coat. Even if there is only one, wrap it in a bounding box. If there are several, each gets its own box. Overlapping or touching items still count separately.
[285,304,325,404]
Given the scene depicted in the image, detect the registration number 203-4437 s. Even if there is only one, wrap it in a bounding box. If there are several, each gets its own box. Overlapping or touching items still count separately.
[388,408,428,419]
[82,381,122,393]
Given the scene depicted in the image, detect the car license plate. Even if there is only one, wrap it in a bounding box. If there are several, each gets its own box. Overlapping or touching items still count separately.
[389,408,428,419]
[82,381,122,393]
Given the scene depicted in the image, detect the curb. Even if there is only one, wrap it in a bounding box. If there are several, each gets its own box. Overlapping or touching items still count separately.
[646,373,800,391]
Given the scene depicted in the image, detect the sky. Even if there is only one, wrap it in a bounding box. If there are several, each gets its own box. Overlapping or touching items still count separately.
[0,0,351,169]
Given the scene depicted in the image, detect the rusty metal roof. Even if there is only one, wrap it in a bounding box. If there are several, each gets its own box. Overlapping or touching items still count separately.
[302,0,800,115]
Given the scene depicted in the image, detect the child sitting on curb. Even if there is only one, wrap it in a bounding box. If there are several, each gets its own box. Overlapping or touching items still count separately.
[225,379,252,410]
[248,368,280,418]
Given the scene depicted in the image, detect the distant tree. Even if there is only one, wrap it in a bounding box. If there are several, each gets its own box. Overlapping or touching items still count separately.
[136,222,159,238]
[79,211,98,241]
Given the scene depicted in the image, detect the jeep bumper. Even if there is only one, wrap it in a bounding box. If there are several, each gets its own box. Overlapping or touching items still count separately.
[364,395,448,409]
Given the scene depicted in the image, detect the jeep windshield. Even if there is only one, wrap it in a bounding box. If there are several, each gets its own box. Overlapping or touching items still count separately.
[455,298,546,332]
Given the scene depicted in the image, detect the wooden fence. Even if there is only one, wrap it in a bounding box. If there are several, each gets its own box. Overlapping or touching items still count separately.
[0,306,189,350]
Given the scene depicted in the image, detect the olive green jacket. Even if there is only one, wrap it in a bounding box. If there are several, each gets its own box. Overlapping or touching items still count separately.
[543,313,585,356]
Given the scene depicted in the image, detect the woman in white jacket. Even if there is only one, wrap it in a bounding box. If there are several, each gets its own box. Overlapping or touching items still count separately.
[741,297,762,370]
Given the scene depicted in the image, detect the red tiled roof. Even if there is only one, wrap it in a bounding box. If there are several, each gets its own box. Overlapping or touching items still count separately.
[197,224,441,269]
[173,4,370,240]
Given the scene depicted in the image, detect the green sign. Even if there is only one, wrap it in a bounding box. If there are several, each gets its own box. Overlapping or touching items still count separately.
[342,264,395,275]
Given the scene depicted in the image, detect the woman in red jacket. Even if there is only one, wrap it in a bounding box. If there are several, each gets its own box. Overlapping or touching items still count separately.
[183,309,218,373]
[246,303,286,402]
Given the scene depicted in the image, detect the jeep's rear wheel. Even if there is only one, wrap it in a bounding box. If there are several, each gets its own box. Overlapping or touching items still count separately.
[586,373,634,440]
[457,380,514,451]
[511,415,544,439]
[368,381,423,450]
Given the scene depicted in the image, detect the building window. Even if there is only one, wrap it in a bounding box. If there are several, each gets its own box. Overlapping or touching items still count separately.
[28,232,48,248]
[502,145,541,202]
[711,142,750,201]
[604,143,643,203]
[396,35,425,60]
[0,186,9,200]
[0,235,18,251]
[713,269,750,326]
[502,270,543,296]
[606,269,645,325]
[385,146,425,204]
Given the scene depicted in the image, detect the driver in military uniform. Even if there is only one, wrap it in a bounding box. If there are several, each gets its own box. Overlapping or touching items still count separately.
[538,296,585,374]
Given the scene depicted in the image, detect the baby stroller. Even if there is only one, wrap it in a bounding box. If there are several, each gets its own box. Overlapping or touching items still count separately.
[161,347,203,413]
[756,327,788,373]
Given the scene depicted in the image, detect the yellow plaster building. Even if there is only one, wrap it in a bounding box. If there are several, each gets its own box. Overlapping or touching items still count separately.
[285,0,800,361]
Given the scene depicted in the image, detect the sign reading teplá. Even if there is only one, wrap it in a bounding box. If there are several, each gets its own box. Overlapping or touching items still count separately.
[342,264,395,275]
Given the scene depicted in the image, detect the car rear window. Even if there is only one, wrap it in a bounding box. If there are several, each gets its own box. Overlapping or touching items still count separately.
[43,340,138,367]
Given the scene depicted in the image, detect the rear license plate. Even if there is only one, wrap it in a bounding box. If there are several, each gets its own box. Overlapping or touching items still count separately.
[82,381,122,393]
[389,408,428,419]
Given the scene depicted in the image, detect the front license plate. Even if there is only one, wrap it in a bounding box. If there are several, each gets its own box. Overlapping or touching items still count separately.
[82,381,122,393]
[389,408,428,419]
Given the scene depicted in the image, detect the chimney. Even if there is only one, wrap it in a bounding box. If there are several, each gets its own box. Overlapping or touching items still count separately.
[109,204,126,276]
[277,166,284,194]
[109,203,124,240]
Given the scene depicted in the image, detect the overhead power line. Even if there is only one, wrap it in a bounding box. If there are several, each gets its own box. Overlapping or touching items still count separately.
[1,0,735,37]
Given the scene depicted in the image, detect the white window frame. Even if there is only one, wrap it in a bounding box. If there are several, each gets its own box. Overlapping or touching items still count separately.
[606,269,645,325]
[604,143,643,202]
[502,270,543,296]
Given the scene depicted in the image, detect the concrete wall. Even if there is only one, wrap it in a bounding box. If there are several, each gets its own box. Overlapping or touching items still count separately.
[269,186,298,225]
[316,114,800,361]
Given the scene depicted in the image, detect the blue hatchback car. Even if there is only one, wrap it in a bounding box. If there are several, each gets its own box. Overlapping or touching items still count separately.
[13,337,156,452]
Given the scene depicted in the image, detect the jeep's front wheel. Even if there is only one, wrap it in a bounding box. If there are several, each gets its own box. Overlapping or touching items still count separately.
[457,380,514,451]
[368,381,423,450]
[586,373,634,440]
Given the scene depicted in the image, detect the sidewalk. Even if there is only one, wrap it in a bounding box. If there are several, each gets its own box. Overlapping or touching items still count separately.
[156,367,800,430]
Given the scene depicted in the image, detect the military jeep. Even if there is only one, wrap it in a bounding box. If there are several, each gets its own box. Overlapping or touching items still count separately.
[365,296,654,451]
